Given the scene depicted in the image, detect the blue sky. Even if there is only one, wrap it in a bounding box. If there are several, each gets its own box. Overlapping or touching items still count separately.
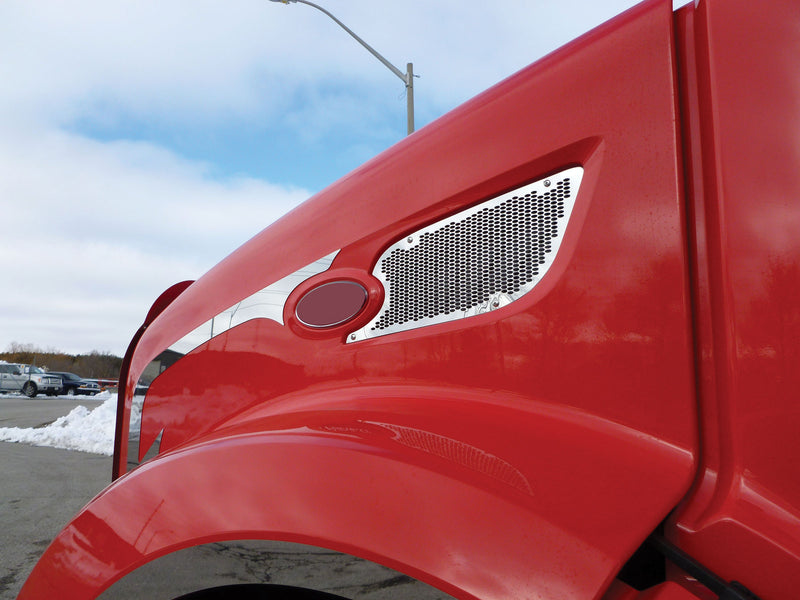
[0,0,679,356]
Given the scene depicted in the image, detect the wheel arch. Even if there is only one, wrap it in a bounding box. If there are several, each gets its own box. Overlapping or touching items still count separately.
[20,388,695,600]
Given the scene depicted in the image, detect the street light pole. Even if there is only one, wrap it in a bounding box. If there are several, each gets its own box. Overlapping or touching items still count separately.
[268,0,415,135]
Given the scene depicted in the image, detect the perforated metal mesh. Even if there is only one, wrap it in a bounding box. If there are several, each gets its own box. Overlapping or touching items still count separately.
[348,166,583,342]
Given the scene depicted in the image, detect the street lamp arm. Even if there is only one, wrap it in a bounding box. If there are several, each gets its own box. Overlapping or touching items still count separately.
[280,0,408,84]
[268,0,415,134]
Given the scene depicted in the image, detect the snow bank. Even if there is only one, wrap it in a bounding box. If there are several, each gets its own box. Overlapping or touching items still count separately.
[0,393,142,455]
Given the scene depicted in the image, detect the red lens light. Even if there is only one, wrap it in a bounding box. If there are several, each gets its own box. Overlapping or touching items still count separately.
[295,281,368,328]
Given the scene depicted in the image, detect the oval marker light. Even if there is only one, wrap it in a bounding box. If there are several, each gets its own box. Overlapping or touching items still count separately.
[295,281,368,328]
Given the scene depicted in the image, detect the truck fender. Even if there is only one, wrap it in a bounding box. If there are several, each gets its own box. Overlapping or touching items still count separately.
[20,388,694,600]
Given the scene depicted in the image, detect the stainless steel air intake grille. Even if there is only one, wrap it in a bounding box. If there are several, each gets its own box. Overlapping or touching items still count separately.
[348,166,583,342]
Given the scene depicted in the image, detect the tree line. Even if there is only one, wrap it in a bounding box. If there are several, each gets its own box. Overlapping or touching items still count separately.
[1,342,122,379]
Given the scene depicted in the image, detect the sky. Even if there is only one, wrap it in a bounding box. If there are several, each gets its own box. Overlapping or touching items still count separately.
[0,0,683,357]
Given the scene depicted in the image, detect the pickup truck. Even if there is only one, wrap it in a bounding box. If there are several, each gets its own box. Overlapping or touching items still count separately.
[0,363,62,397]
[20,0,799,599]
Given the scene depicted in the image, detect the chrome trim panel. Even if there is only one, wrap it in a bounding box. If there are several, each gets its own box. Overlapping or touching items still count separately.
[168,251,339,355]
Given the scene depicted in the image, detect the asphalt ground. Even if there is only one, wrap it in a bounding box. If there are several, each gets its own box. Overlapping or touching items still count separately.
[0,395,110,600]
[0,396,451,600]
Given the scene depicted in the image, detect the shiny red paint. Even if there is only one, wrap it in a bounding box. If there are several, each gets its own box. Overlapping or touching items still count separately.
[668,0,800,598]
[112,279,194,480]
[19,0,799,598]
[21,388,694,599]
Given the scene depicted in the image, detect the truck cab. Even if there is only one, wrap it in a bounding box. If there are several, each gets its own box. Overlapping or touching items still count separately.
[19,0,800,598]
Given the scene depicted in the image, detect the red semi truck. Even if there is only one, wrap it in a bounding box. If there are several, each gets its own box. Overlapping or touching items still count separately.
[19,0,800,598]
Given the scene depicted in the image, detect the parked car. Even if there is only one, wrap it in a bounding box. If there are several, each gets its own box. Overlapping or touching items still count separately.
[0,364,62,397]
[48,371,101,396]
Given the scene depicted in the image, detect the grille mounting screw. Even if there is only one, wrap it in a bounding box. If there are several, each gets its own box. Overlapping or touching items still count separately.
[544,180,551,187]
[407,236,413,243]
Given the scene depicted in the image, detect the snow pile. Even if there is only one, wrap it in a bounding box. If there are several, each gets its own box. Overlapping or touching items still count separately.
[0,393,142,456]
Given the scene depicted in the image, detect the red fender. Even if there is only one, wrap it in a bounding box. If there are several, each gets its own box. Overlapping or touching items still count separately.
[20,386,693,600]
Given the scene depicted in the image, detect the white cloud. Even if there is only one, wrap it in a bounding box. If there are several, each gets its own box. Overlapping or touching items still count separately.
[0,1,649,130]
[0,128,307,354]
[0,0,657,355]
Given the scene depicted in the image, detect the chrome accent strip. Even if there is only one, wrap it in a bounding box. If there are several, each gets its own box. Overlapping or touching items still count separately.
[168,251,339,355]
[348,167,583,342]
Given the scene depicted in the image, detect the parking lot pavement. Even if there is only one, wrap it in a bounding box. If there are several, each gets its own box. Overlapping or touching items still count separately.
[0,396,111,600]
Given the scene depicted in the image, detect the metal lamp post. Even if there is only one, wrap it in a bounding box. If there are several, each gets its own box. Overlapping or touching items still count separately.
[268,0,415,135]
